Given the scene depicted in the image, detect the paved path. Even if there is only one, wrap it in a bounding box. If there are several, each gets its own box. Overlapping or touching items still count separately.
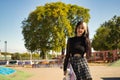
[13,65,120,80]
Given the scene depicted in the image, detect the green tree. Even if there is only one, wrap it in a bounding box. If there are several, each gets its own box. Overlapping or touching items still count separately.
[92,27,111,50]
[22,2,90,59]
[32,53,40,60]
[11,53,21,60]
[21,53,30,60]
[92,15,120,51]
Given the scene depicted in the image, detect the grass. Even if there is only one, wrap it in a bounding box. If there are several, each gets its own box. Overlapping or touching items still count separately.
[108,59,120,67]
[0,69,32,80]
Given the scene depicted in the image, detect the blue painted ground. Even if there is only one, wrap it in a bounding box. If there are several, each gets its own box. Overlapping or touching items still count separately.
[0,66,16,75]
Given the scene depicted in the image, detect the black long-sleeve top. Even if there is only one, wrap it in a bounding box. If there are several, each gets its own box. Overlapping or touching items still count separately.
[63,36,87,71]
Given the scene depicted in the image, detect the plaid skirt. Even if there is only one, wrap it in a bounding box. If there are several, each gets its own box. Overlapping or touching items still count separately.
[70,56,92,80]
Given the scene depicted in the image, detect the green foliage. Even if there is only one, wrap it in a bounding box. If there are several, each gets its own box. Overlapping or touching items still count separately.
[1,52,12,55]
[92,15,120,51]
[20,53,30,60]
[32,53,40,60]
[11,53,21,60]
[22,2,90,59]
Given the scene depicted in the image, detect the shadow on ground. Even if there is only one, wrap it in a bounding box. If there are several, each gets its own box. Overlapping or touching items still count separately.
[102,77,120,80]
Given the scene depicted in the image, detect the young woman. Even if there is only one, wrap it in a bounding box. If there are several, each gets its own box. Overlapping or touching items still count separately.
[63,21,92,80]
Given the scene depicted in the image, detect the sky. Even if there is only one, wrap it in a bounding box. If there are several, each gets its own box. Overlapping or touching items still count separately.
[0,0,120,53]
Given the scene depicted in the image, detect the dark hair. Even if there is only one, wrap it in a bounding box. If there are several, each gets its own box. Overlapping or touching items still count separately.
[75,21,83,36]
[75,21,92,59]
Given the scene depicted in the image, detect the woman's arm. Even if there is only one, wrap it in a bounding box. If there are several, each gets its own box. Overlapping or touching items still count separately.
[63,38,70,72]
[85,38,91,59]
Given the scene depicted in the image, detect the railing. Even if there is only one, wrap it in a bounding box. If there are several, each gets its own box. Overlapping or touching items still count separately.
[0,59,63,68]
[88,50,120,63]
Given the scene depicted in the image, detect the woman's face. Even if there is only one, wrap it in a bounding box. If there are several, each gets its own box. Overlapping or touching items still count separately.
[77,23,86,36]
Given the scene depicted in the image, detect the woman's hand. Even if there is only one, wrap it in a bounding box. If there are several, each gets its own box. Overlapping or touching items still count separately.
[84,53,86,57]
[64,71,67,76]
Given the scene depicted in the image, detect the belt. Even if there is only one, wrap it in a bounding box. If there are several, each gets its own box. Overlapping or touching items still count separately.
[73,54,81,57]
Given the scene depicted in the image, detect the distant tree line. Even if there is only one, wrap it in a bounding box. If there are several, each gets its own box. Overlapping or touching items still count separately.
[1,52,56,60]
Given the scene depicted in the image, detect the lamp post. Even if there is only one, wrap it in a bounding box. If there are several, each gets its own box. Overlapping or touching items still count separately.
[0,40,1,54]
[0,40,1,59]
[5,41,7,60]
